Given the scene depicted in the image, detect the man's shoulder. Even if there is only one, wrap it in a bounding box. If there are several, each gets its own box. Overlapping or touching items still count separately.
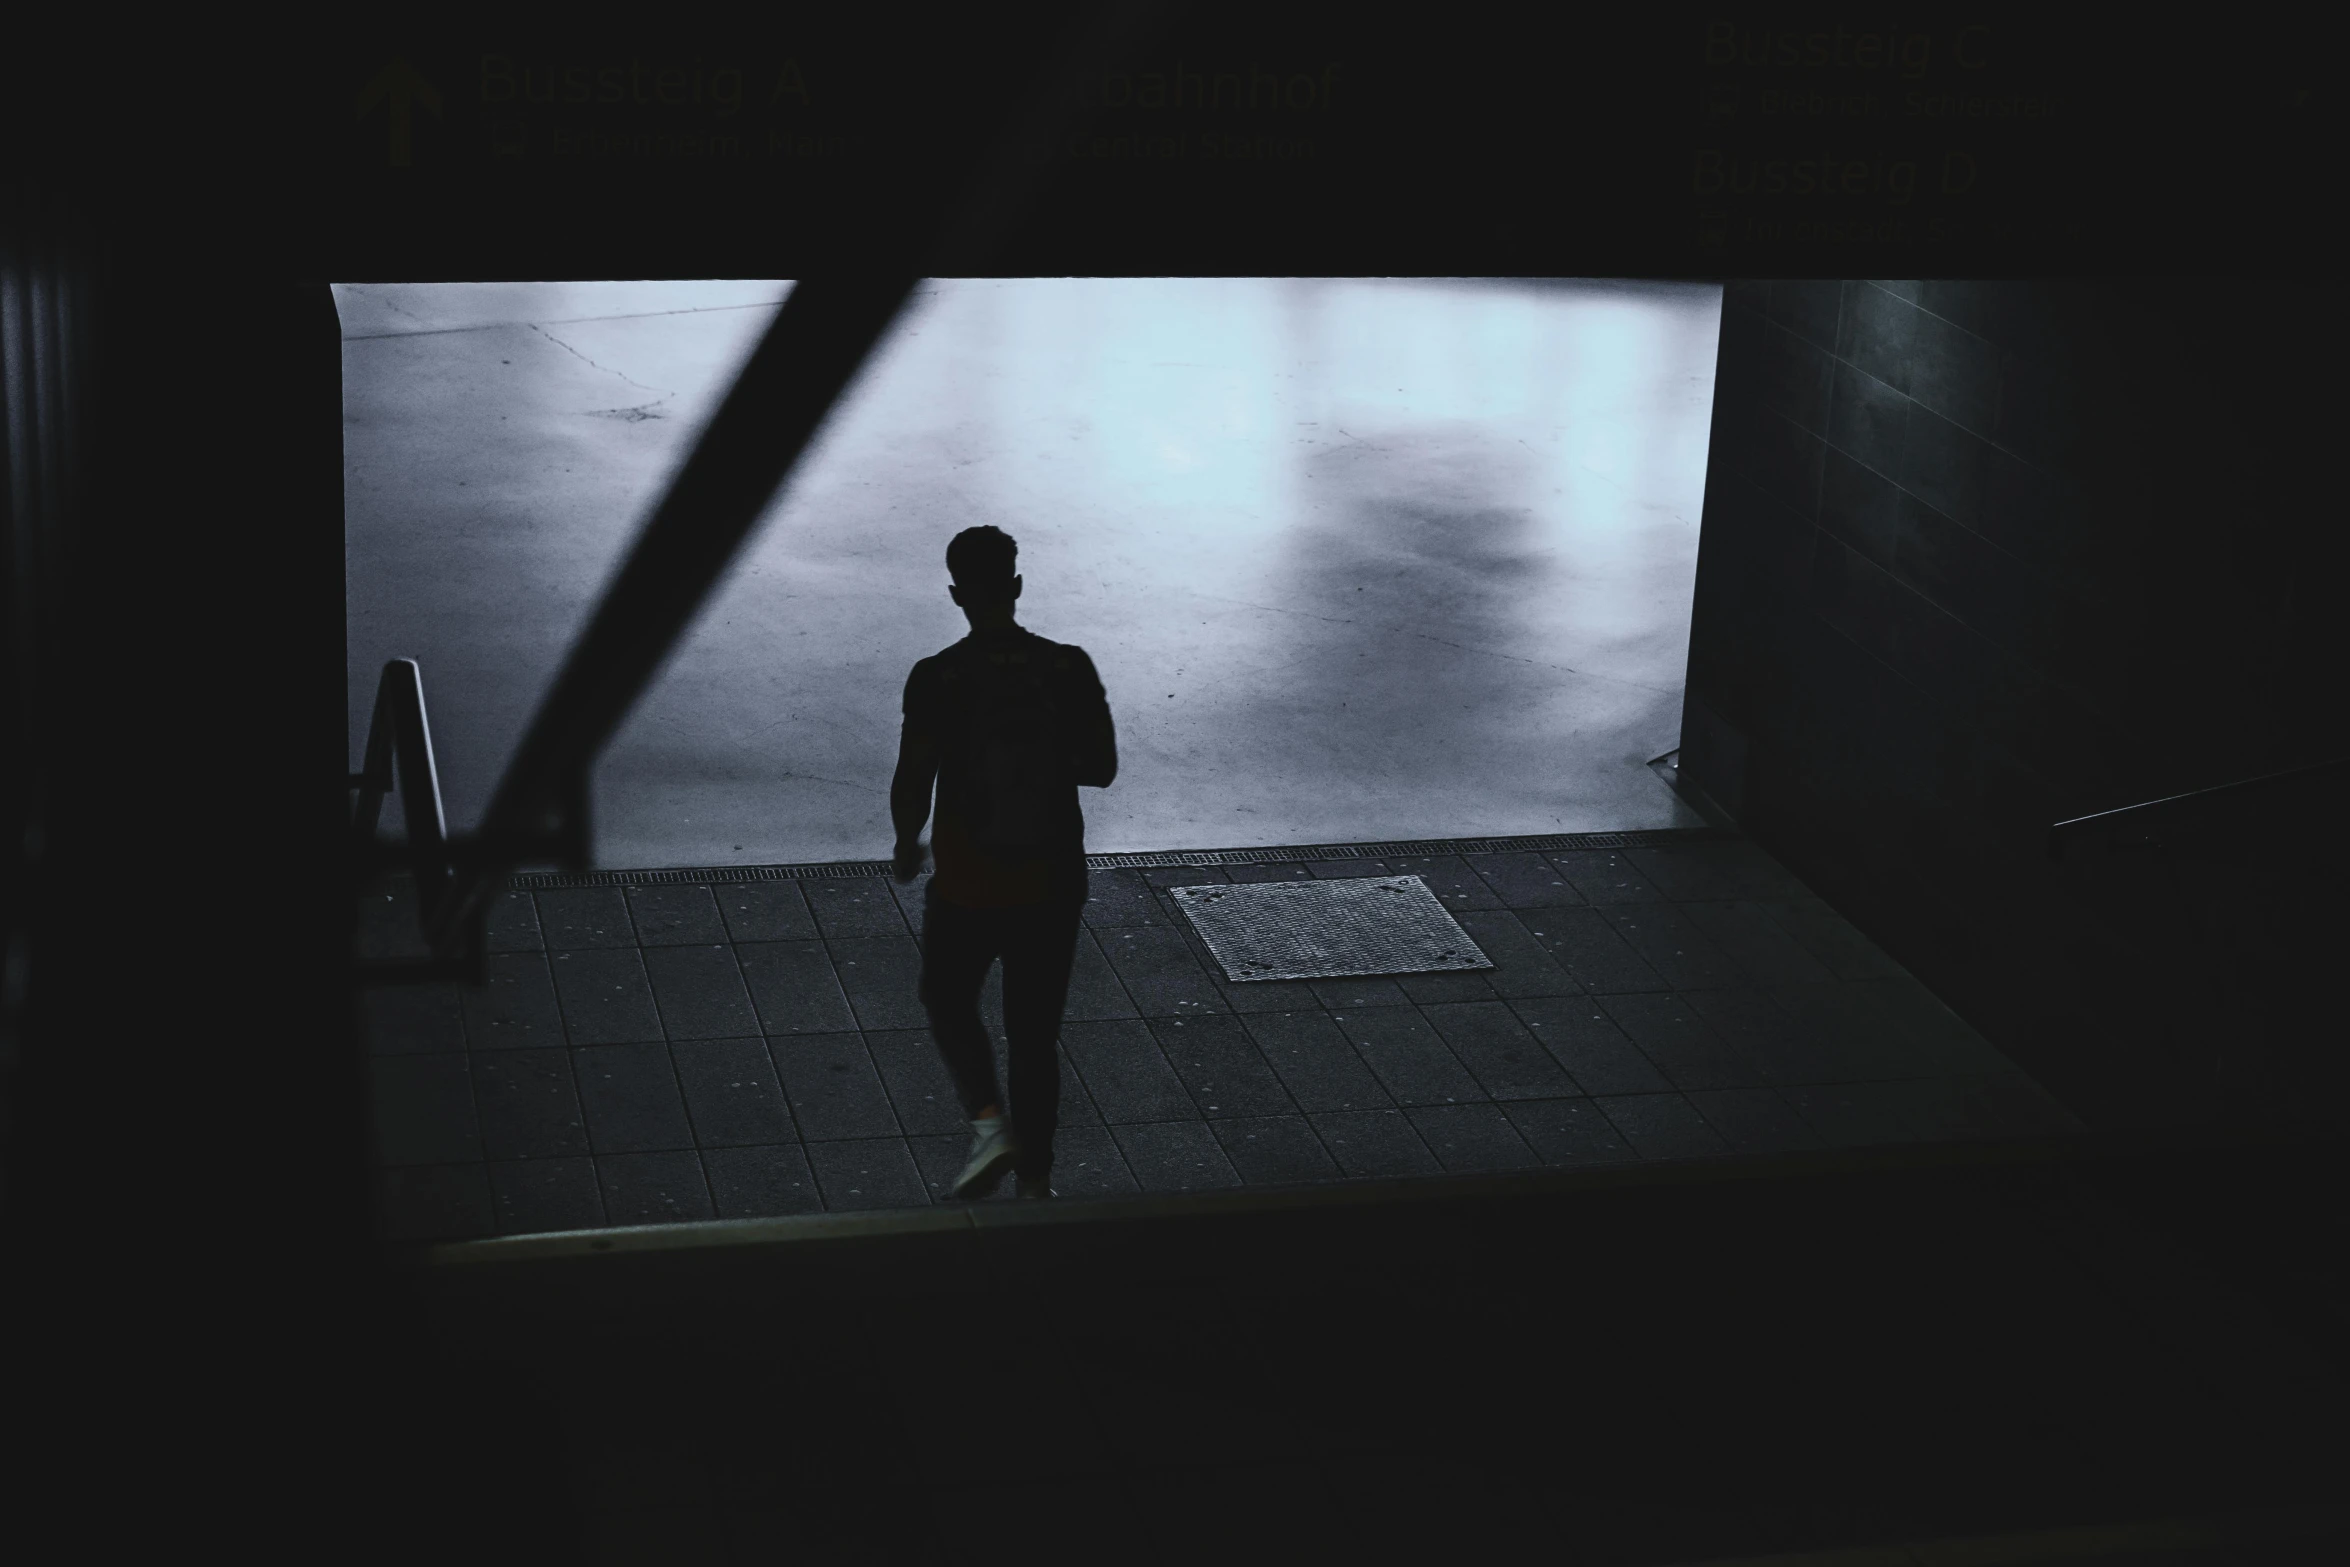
[903,643,964,708]
[1019,630,1097,673]
[911,631,1099,684]
[910,635,978,675]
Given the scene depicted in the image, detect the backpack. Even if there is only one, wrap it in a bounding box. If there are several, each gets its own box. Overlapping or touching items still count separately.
[941,635,1074,858]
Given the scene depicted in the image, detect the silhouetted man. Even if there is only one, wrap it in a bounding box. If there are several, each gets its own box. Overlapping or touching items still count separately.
[891,526,1117,1200]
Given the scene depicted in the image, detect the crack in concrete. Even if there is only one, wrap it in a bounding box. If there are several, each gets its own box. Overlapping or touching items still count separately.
[772,769,885,795]
[368,288,431,327]
[528,322,674,399]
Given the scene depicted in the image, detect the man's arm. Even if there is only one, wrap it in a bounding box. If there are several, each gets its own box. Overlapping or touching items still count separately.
[891,721,939,850]
[1066,651,1117,788]
[891,664,938,882]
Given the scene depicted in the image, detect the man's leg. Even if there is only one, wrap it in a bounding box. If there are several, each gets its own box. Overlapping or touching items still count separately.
[1000,877,1087,1185]
[919,882,1004,1121]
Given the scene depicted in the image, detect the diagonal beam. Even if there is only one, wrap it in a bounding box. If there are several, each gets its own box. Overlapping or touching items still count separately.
[421,3,1182,956]
[426,274,916,952]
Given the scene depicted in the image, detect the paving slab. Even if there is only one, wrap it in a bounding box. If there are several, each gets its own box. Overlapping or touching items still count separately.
[373,832,2089,1240]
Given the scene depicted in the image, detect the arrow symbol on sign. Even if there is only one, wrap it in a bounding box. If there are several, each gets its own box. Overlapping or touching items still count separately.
[356,57,443,167]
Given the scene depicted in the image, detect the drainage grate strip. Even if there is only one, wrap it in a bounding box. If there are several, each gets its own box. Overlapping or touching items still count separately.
[501,826,1732,890]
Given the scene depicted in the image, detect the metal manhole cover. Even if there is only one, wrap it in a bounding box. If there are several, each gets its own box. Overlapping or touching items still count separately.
[1169,876,1495,982]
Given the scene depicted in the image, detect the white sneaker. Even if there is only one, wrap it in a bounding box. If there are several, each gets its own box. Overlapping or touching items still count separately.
[951,1116,1022,1200]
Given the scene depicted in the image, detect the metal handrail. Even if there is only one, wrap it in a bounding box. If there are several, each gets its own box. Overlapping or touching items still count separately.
[2048,754,2350,861]
[350,660,452,959]
[347,3,1175,988]
[348,658,577,986]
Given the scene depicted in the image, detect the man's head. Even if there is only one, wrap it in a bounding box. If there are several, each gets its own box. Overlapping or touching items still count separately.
[946,525,1021,620]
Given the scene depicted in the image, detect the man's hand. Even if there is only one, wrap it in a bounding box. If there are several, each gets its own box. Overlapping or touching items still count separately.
[892,838,929,884]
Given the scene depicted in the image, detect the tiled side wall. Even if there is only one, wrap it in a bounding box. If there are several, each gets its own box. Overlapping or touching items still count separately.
[1682,280,2346,1133]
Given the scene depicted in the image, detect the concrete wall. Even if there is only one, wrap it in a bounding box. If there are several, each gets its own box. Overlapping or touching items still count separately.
[1681,279,2346,1135]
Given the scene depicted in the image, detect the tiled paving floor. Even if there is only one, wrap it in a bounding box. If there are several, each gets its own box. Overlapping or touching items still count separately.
[360,832,2084,1242]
